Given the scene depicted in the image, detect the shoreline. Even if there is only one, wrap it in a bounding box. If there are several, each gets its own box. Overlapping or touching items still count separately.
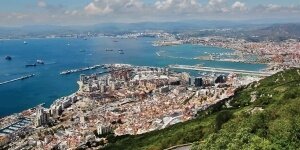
[153,42,290,71]
[0,40,271,119]
[0,63,272,149]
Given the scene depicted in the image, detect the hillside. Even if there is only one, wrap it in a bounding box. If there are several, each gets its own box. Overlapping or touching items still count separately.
[244,23,300,41]
[101,68,300,150]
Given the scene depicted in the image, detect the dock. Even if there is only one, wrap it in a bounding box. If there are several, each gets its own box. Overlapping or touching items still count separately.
[0,74,35,86]
[169,64,273,77]
[94,71,110,75]
[60,65,103,75]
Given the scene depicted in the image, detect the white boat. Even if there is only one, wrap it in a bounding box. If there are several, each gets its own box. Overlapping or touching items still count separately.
[36,60,44,65]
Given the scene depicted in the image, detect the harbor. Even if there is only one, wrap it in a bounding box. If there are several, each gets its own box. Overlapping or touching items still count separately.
[0,37,267,118]
[0,74,35,86]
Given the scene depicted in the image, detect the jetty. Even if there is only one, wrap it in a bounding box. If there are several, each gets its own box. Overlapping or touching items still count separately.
[0,74,35,85]
[169,64,273,77]
[60,65,103,75]
[94,71,110,75]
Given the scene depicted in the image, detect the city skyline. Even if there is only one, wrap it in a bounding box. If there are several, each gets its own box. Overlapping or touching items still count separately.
[0,0,300,26]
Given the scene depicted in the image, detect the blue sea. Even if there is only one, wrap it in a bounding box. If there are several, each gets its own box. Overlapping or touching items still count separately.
[0,37,266,117]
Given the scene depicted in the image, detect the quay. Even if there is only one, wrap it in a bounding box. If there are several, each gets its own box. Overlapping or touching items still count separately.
[0,74,35,86]
[169,64,273,77]
[94,71,110,75]
[60,65,103,75]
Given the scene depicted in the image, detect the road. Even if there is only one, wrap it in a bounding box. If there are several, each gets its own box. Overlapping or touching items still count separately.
[169,65,272,77]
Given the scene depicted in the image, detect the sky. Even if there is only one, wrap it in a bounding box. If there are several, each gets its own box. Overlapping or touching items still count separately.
[0,0,299,26]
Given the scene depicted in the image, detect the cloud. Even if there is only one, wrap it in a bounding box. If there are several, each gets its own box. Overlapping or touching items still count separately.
[265,4,282,12]
[84,2,113,15]
[177,0,201,10]
[1,0,300,26]
[206,0,228,13]
[36,0,65,13]
[84,0,144,15]
[208,0,225,6]
[125,0,144,9]
[154,0,202,14]
[37,0,47,8]
[253,4,300,14]
[232,1,246,11]
[155,0,173,10]
[65,10,78,15]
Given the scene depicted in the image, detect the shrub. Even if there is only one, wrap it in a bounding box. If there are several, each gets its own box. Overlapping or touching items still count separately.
[215,110,233,131]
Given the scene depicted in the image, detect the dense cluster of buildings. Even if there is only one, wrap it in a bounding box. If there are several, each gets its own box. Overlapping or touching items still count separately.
[154,35,300,71]
[0,64,262,149]
[191,37,300,67]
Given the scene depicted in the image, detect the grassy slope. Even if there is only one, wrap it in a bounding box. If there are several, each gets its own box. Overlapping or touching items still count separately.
[102,68,300,150]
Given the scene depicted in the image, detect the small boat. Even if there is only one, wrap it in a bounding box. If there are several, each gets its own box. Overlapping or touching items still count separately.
[25,63,37,67]
[105,48,113,51]
[36,60,44,65]
[5,56,12,61]
[23,41,28,44]
[119,51,125,54]
[80,49,86,52]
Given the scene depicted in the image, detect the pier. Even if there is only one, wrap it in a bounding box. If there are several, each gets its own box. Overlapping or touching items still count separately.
[94,71,110,75]
[60,65,103,75]
[169,65,273,77]
[0,74,35,86]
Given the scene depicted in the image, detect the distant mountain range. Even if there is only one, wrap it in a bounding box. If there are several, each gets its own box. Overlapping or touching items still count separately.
[0,20,243,35]
[247,23,300,41]
[0,21,300,41]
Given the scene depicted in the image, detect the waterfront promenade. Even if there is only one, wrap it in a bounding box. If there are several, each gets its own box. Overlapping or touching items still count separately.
[169,65,273,77]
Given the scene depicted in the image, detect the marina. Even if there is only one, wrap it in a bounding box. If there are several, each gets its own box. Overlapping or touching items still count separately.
[0,118,31,135]
[0,74,35,86]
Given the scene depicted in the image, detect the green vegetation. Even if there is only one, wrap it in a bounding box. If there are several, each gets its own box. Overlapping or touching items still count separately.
[102,68,300,150]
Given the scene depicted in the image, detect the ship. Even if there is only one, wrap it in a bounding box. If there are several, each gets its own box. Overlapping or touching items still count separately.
[25,63,37,67]
[5,56,12,61]
[36,60,44,65]
[105,48,113,51]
